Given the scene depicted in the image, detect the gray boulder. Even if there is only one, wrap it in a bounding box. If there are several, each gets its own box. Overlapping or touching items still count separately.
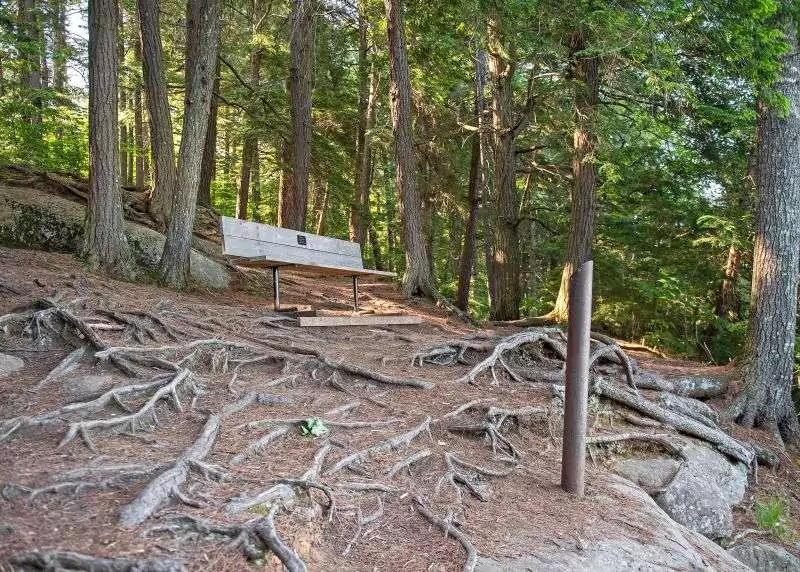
[0,183,229,290]
[475,475,750,571]
[682,443,748,506]
[0,352,24,378]
[612,458,681,491]
[729,541,800,571]
[654,466,733,539]
[61,374,115,402]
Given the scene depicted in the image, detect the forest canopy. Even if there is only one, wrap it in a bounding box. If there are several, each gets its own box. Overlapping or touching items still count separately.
[0,0,792,361]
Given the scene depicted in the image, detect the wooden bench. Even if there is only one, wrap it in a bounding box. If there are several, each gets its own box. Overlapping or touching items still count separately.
[220,216,396,311]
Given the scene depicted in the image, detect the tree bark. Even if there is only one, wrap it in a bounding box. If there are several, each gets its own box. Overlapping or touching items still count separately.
[455,49,486,312]
[486,11,520,320]
[198,58,220,208]
[84,0,130,275]
[236,1,263,221]
[159,0,221,288]
[138,0,177,226]
[133,36,145,190]
[278,0,314,231]
[385,0,435,297]
[729,5,800,446]
[236,137,255,219]
[551,29,599,322]
[50,0,67,92]
[349,9,378,249]
[715,245,741,320]
[19,0,42,122]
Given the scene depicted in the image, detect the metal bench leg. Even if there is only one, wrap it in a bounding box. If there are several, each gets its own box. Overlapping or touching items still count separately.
[272,267,280,311]
[352,276,359,312]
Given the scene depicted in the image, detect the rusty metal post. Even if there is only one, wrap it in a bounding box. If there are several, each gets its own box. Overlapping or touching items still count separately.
[561,260,593,496]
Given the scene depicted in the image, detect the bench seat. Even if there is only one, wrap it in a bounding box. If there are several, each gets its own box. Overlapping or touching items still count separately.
[220,216,396,311]
[230,255,397,278]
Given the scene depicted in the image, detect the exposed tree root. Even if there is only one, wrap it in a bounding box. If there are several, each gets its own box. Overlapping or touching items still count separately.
[341,497,384,556]
[226,444,331,514]
[149,510,307,570]
[33,346,86,391]
[456,329,564,384]
[413,495,478,572]
[442,399,497,419]
[230,402,360,466]
[60,370,197,451]
[119,414,220,526]
[254,338,435,389]
[656,392,720,427]
[589,333,637,390]
[386,448,432,478]
[23,463,169,504]
[436,452,513,504]
[9,551,185,572]
[325,416,432,475]
[593,378,754,465]
[586,432,689,461]
[411,340,496,367]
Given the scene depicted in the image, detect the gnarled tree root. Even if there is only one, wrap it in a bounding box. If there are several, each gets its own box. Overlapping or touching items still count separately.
[413,496,478,572]
[120,414,220,526]
[9,551,185,572]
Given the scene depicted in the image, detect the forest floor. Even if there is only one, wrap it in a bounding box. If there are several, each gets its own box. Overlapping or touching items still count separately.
[0,246,799,571]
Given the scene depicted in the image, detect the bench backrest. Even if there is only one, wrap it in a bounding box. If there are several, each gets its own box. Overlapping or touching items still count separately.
[220,216,365,269]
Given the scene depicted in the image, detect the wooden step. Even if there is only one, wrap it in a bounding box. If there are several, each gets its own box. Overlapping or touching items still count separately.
[298,315,423,327]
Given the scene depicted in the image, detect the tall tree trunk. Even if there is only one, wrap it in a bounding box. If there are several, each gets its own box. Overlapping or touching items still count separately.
[50,0,67,91]
[715,245,741,320]
[729,5,800,446]
[486,11,520,320]
[236,137,255,219]
[119,91,129,186]
[237,1,263,220]
[84,0,129,274]
[19,0,42,121]
[133,35,145,189]
[315,182,328,235]
[278,0,314,230]
[138,0,177,225]
[198,58,220,208]
[455,49,486,312]
[384,0,435,297]
[126,91,135,185]
[349,10,378,249]
[159,0,221,288]
[550,29,599,322]
[251,144,261,221]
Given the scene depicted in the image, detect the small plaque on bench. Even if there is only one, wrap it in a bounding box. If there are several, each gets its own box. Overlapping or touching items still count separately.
[297,235,307,246]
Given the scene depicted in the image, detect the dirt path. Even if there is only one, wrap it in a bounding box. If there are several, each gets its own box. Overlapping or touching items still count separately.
[0,247,797,571]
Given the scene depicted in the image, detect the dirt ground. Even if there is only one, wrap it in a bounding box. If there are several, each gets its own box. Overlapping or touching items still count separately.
[0,246,798,571]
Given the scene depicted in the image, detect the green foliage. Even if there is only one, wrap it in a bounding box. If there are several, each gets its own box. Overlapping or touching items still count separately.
[299,418,329,438]
[755,495,790,539]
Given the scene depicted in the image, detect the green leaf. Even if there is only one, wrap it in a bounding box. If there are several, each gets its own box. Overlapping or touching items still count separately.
[299,417,329,438]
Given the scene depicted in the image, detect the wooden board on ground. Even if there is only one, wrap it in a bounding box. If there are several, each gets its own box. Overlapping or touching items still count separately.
[298,315,423,327]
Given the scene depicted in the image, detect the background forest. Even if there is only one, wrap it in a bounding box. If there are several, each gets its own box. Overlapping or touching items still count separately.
[0,0,788,361]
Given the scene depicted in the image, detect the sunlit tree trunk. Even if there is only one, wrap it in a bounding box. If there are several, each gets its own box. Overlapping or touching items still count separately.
[84,0,129,275]
[385,0,436,297]
[133,36,145,189]
[198,58,220,208]
[138,0,177,225]
[456,48,486,312]
[278,0,314,230]
[50,0,67,92]
[715,245,741,320]
[237,0,263,220]
[19,0,42,122]
[551,29,599,322]
[486,10,520,320]
[159,0,221,288]
[349,9,379,249]
[729,5,800,446]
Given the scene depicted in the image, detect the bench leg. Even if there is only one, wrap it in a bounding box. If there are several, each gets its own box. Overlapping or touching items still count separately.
[272,267,280,311]
[352,276,359,312]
